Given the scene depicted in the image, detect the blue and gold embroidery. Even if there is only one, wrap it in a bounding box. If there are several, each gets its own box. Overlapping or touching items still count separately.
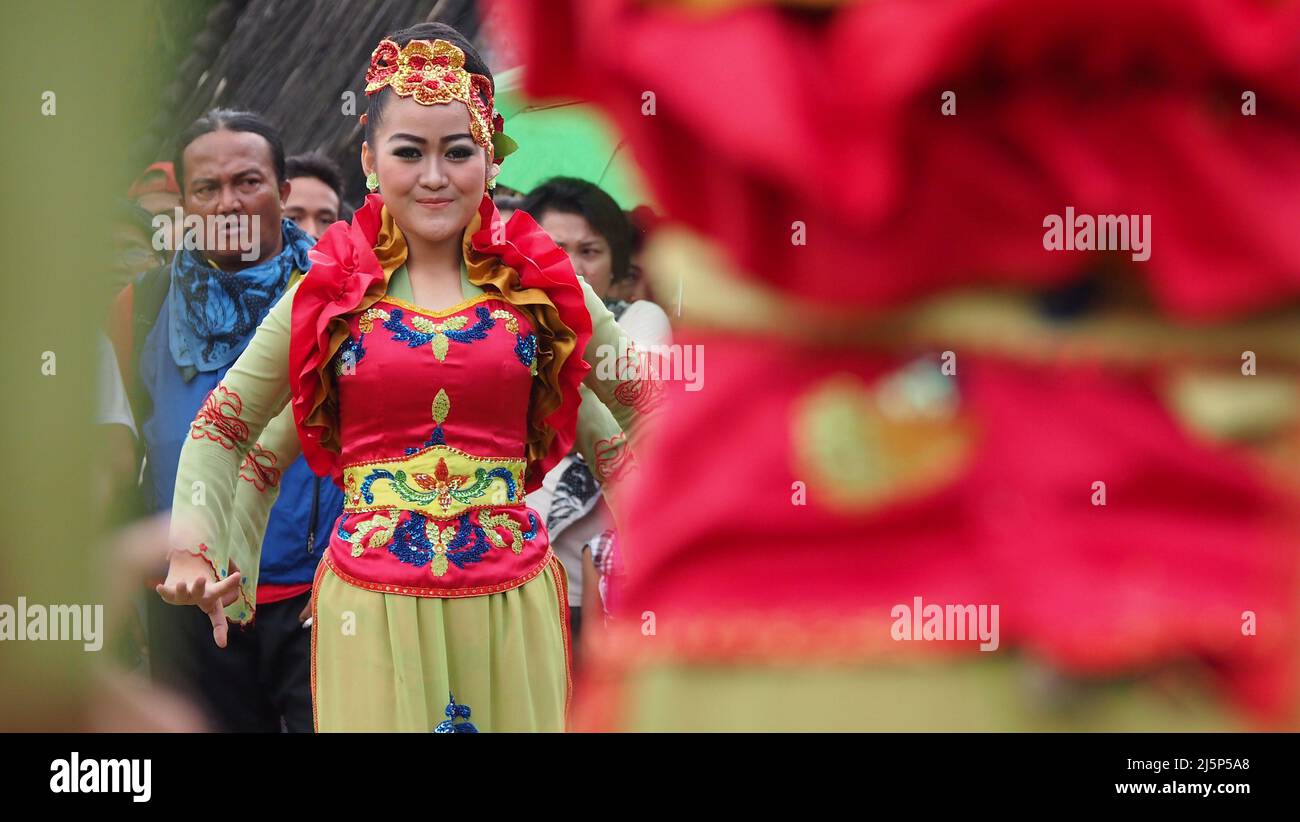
[343,445,526,517]
[333,307,392,376]
[358,458,519,512]
[515,333,538,374]
[388,511,487,575]
[433,693,478,733]
[479,510,537,555]
[333,335,366,376]
[385,305,494,362]
[407,388,451,455]
[491,308,538,373]
[358,300,536,369]
[342,513,397,558]
[346,509,540,576]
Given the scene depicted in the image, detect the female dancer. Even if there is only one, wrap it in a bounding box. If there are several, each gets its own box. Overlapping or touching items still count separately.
[156,22,644,732]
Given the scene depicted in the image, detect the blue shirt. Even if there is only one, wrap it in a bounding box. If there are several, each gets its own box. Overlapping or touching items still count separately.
[139,295,341,585]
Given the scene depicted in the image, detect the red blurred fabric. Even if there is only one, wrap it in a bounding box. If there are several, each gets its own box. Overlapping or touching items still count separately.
[613,336,1296,717]
[490,0,1300,722]
[493,0,1300,319]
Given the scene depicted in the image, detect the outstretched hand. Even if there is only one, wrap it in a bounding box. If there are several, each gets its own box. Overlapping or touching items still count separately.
[156,552,242,648]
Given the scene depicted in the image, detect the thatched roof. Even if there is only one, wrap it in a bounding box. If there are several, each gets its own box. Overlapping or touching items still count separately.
[147,0,486,208]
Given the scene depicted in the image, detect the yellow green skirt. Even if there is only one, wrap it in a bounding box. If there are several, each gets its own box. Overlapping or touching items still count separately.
[311,554,571,732]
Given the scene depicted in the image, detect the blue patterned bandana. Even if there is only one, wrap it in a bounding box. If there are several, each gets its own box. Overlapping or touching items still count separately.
[168,217,314,372]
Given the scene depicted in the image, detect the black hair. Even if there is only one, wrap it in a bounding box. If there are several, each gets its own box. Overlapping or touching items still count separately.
[626,209,647,256]
[521,177,632,282]
[363,23,494,147]
[285,151,345,204]
[173,108,286,193]
[492,188,526,212]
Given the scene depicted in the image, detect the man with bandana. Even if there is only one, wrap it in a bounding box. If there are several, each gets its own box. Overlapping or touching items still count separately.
[110,109,342,732]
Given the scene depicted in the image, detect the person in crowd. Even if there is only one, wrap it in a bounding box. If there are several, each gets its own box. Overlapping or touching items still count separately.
[524,178,671,343]
[127,161,181,217]
[110,109,341,732]
[520,177,670,651]
[284,151,345,240]
[608,205,661,305]
[491,184,525,221]
[126,162,185,262]
[112,199,166,292]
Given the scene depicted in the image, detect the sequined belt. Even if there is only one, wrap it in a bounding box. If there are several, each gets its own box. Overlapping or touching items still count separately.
[342,444,526,518]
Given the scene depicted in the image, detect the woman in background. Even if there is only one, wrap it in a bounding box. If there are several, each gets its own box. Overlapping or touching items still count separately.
[521,177,670,651]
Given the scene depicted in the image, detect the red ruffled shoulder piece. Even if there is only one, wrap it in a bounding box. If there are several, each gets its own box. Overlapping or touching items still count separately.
[289,194,389,485]
[468,196,593,491]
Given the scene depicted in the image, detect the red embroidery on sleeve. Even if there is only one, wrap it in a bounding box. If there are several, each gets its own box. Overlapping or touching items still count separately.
[239,443,282,491]
[594,432,636,483]
[612,348,664,412]
[190,386,251,450]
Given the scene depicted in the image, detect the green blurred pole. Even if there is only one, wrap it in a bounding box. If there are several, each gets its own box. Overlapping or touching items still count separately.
[0,0,152,729]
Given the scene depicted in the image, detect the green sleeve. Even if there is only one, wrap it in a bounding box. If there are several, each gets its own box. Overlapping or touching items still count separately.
[571,279,666,520]
[168,280,299,623]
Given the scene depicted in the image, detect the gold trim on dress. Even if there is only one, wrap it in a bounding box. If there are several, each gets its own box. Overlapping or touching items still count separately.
[379,290,506,319]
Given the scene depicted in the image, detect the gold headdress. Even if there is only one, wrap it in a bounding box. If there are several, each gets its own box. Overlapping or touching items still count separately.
[363,37,516,161]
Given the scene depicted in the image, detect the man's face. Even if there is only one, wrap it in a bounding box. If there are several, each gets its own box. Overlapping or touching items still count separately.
[180,128,287,270]
[284,175,340,240]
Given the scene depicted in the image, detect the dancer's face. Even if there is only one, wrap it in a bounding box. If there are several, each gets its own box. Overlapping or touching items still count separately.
[362,96,489,247]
